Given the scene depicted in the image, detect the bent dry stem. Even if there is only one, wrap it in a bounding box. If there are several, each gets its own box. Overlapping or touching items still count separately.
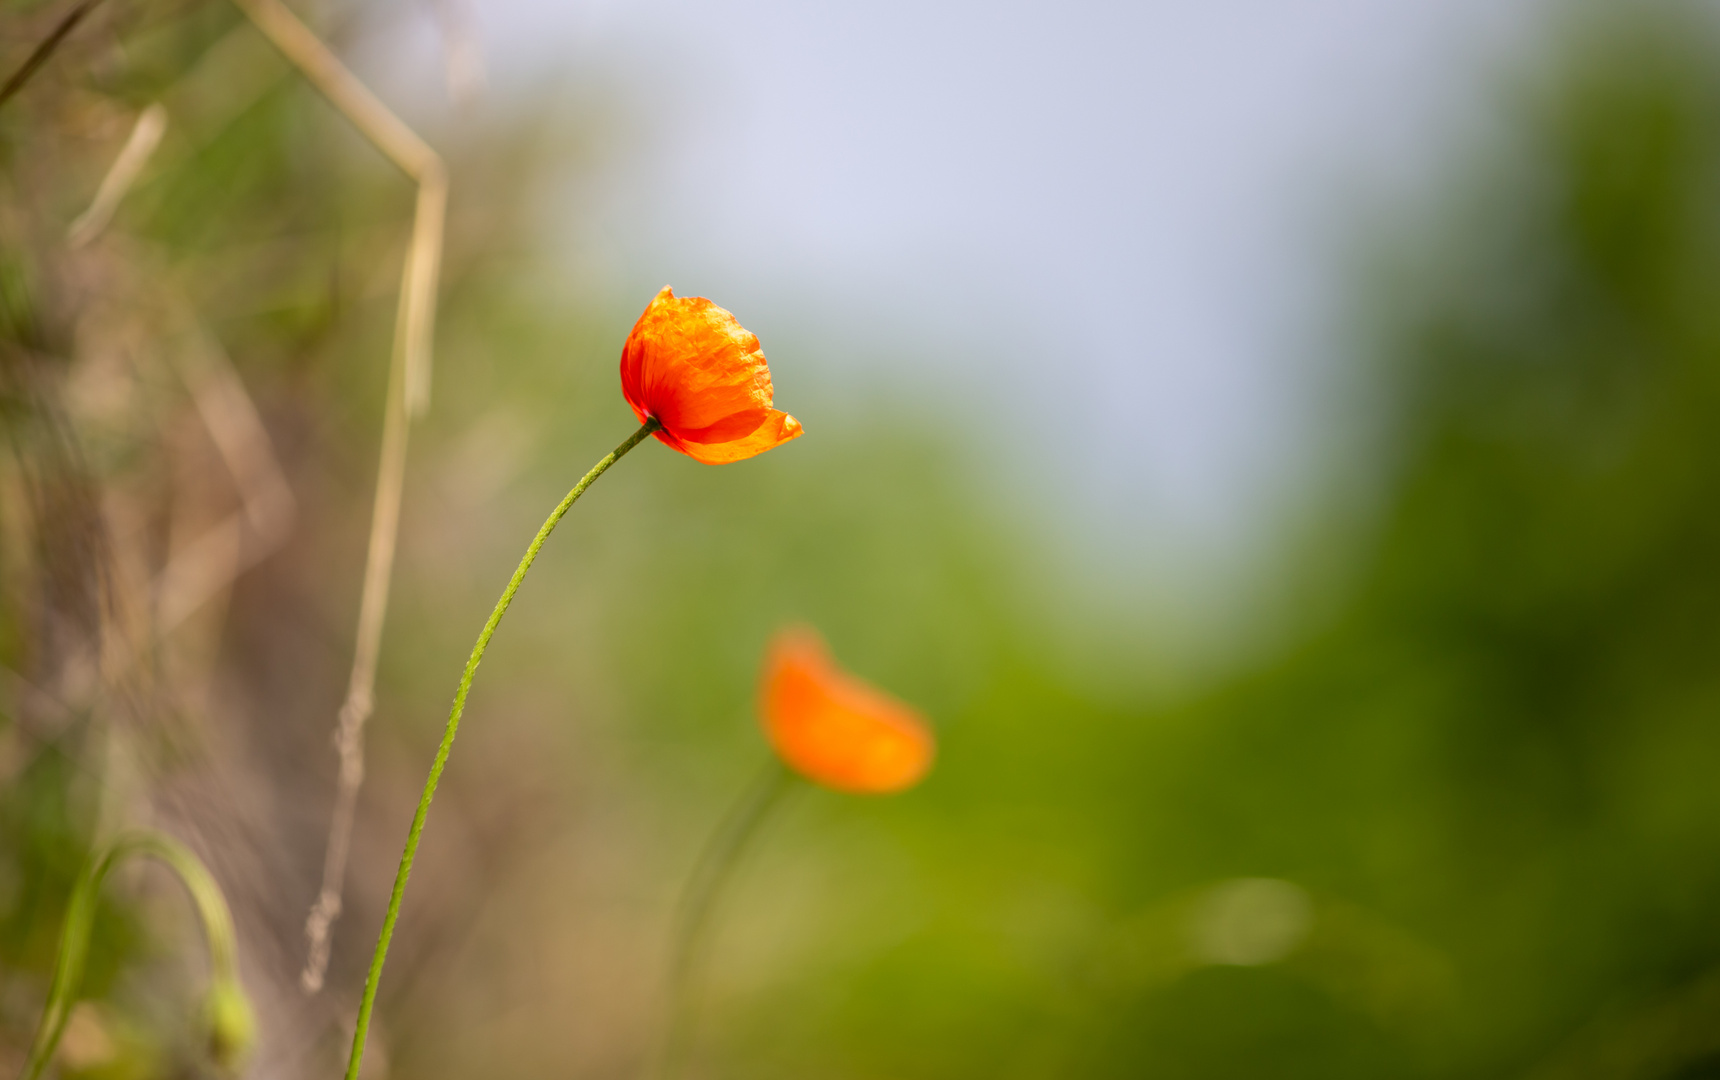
[344,418,660,1080]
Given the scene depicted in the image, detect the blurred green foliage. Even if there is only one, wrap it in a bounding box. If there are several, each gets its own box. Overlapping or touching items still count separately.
[553,7,1720,1079]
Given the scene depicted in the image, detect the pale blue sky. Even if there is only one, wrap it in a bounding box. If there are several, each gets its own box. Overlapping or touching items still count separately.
[370,0,1550,600]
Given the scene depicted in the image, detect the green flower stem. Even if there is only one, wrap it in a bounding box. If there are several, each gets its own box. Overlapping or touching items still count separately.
[650,757,798,1080]
[20,830,250,1080]
[344,417,660,1080]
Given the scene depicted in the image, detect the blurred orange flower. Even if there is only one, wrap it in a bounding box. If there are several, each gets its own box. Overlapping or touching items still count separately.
[761,628,934,794]
[620,287,804,464]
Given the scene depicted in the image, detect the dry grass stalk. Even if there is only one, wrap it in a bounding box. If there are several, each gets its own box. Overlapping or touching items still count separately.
[66,104,167,249]
[221,0,448,995]
[0,0,105,110]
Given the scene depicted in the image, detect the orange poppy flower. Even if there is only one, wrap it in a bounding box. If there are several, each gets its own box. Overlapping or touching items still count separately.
[761,628,934,794]
[620,287,804,464]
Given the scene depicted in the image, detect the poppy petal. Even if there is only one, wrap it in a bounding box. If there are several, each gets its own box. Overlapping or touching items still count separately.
[761,628,933,794]
[620,288,801,465]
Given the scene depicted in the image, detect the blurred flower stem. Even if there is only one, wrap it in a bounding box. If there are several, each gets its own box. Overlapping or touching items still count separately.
[650,759,798,1080]
[20,830,253,1080]
[344,418,660,1080]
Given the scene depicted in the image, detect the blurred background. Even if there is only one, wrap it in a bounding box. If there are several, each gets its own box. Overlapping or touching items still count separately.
[5,0,1720,1076]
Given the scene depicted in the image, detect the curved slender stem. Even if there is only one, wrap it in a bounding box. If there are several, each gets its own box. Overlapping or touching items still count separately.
[19,830,247,1080]
[650,758,798,1080]
[344,418,660,1080]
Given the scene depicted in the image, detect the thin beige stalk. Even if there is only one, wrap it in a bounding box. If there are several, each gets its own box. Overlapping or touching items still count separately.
[299,294,409,994]
[67,103,167,247]
[223,0,448,993]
